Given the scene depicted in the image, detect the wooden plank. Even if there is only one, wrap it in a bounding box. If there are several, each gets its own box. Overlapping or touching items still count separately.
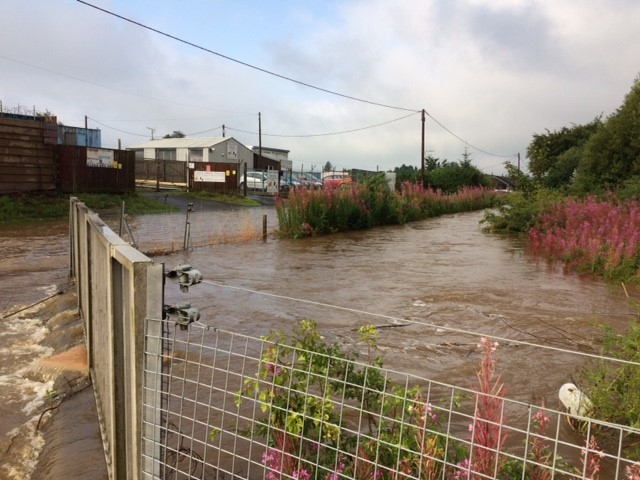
[0,137,52,149]
[0,182,56,193]
[1,166,56,176]
[0,155,55,165]
[0,146,54,157]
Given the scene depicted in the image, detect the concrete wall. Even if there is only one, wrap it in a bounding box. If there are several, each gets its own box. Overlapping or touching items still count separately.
[70,198,163,480]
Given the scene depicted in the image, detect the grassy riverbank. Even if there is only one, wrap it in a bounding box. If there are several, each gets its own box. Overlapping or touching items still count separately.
[0,190,260,225]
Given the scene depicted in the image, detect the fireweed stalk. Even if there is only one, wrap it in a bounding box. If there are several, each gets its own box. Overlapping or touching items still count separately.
[529,196,640,281]
[469,338,508,478]
[276,183,498,238]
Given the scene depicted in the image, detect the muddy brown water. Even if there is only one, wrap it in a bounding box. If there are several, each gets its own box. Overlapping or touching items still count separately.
[0,209,636,479]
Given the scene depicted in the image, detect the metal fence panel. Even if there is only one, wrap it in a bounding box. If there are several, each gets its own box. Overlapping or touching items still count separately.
[70,198,163,480]
[142,320,640,480]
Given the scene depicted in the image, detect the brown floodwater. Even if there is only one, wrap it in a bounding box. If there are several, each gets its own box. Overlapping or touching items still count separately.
[0,209,636,479]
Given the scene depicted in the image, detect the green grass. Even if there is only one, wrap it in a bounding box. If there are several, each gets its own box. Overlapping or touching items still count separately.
[167,190,261,207]
[0,190,263,225]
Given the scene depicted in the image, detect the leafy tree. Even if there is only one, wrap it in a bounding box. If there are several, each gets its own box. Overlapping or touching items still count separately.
[573,76,640,192]
[426,161,492,193]
[526,118,601,187]
[322,161,333,172]
[163,130,186,138]
[460,146,472,167]
[425,155,445,172]
[393,164,419,188]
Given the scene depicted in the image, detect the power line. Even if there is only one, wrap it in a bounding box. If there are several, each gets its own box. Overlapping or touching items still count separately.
[424,110,517,159]
[0,53,250,115]
[87,116,149,137]
[76,0,421,114]
[227,111,419,138]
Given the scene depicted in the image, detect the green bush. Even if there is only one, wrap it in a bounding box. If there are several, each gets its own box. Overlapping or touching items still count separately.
[277,183,499,238]
[481,189,565,234]
[579,320,640,459]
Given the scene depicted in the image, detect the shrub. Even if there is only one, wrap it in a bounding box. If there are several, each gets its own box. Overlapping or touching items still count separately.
[528,196,640,281]
[276,183,499,238]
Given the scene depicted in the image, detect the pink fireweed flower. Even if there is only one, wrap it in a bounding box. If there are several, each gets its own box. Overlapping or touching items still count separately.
[293,468,311,480]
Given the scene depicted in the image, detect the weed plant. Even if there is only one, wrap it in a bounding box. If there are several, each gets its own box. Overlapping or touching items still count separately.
[276,182,498,238]
[233,320,636,479]
[528,196,640,281]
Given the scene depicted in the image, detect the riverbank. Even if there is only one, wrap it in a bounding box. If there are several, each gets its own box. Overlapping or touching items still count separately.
[0,286,107,480]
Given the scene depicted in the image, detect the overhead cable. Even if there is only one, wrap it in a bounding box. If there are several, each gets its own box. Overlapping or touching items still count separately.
[0,53,249,114]
[76,0,421,113]
[87,117,149,137]
[227,111,420,138]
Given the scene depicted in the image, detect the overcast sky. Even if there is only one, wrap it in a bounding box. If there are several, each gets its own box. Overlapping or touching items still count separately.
[2,0,639,175]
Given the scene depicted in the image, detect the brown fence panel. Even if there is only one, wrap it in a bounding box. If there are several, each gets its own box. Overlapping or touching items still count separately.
[135,159,187,185]
[0,117,56,193]
[191,162,238,194]
[58,146,135,193]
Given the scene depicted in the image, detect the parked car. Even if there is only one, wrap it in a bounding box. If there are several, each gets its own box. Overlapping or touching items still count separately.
[323,174,353,189]
[296,174,323,189]
[281,175,302,190]
[239,171,267,191]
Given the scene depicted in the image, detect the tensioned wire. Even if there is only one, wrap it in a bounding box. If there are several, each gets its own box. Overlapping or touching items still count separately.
[201,279,640,368]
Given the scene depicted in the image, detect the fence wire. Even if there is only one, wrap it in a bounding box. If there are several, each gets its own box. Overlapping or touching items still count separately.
[141,318,640,480]
[100,207,279,255]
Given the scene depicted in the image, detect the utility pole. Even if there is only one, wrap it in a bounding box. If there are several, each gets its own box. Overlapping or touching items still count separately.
[258,112,262,161]
[85,115,88,129]
[146,127,155,140]
[517,152,521,171]
[421,109,426,186]
[222,124,225,137]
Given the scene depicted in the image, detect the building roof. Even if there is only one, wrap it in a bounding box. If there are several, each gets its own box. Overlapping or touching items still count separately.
[128,137,229,149]
[248,145,290,154]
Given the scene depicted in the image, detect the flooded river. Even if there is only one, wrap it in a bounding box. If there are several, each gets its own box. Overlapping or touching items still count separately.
[0,208,636,479]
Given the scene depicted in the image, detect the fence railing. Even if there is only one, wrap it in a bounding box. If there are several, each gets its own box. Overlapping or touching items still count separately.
[70,197,164,480]
[141,318,640,480]
[71,198,640,479]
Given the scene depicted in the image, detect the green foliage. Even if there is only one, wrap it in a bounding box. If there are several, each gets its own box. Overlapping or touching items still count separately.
[170,190,260,207]
[573,76,640,192]
[163,130,186,138]
[426,161,493,194]
[617,176,640,202]
[393,164,419,189]
[323,161,334,172]
[236,321,465,479]
[580,320,640,455]
[543,146,582,189]
[277,183,499,238]
[527,118,601,185]
[0,194,69,223]
[481,188,565,234]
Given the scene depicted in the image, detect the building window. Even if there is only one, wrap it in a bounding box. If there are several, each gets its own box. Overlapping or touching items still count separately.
[189,148,203,162]
[157,149,177,161]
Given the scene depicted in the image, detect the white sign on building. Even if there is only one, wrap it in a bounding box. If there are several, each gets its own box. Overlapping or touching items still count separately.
[87,148,114,168]
[227,143,238,160]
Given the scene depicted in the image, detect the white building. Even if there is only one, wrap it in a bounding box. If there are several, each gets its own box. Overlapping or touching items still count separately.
[129,137,255,170]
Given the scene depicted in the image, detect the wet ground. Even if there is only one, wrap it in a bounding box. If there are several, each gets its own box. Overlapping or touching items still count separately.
[0,201,637,479]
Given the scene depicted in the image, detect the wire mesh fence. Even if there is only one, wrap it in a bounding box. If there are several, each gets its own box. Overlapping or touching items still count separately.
[141,317,640,480]
[99,207,280,255]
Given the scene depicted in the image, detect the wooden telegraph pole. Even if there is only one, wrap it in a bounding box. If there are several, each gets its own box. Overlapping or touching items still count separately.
[421,109,426,186]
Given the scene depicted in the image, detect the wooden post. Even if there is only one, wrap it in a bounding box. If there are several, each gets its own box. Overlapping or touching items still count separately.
[263,214,267,242]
